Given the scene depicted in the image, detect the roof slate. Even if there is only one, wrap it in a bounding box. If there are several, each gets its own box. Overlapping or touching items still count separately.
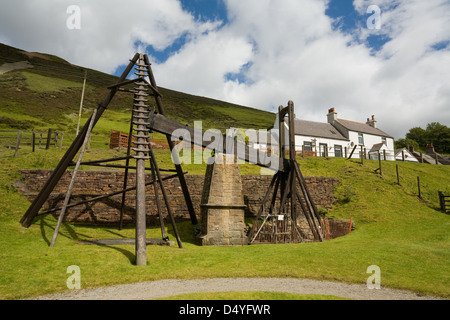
[336,119,393,138]
[290,119,349,141]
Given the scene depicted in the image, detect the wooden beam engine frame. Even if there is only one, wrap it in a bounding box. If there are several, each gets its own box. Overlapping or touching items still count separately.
[19,53,323,265]
[247,101,324,244]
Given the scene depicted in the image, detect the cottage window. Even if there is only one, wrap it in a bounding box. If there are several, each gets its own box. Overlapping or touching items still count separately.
[303,141,313,152]
[335,145,343,157]
[358,133,364,145]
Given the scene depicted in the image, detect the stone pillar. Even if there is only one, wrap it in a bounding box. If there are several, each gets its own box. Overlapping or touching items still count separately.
[196,154,247,246]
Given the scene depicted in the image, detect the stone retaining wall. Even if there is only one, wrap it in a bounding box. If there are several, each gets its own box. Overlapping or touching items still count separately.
[16,170,339,225]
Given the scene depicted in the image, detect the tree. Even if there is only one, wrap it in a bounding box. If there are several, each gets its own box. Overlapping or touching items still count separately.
[395,138,419,151]
[406,127,427,147]
[426,122,450,153]
[404,123,450,154]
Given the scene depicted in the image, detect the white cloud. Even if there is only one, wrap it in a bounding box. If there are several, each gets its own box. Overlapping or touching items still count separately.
[153,0,450,138]
[0,0,219,73]
[0,0,449,139]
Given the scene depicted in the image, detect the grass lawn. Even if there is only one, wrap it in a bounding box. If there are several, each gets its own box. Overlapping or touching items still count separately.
[0,147,449,300]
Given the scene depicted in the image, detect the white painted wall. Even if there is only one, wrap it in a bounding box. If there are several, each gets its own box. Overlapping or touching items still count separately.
[294,135,349,157]
[395,149,419,162]
[270,114,396,161]
[346,131,395,160]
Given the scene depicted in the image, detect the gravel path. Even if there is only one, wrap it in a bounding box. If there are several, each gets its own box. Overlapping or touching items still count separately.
[31,278,443,300]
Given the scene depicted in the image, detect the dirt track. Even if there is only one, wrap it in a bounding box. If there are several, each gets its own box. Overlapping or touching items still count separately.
[31,278,443,300]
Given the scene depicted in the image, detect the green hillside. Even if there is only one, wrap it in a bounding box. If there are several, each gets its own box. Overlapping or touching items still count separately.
[0,43,448,300]
[0,43,275,134]
[0,151,449,299]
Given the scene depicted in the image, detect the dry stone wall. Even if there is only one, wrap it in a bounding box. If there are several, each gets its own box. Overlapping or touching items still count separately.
[16,170,339,225]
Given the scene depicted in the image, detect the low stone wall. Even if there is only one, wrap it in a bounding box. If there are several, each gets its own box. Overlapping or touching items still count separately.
[16,170,339,225]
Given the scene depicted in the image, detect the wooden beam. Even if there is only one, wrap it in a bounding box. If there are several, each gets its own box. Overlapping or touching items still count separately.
[20,53,141,228]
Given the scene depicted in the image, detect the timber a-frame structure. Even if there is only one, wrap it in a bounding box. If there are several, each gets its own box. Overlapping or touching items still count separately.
[20,53,324,265]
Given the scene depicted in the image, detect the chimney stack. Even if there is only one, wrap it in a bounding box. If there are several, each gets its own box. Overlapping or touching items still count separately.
[327,107,337,125]
[366,115,377,128]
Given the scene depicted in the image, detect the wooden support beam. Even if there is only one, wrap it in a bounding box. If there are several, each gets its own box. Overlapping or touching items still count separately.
[37,173,180,216]
[20,53,141,228]
[50,109,97,247]
[144,55,197,225]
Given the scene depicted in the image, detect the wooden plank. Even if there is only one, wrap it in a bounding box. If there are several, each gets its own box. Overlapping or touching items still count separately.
[149,113,284,171]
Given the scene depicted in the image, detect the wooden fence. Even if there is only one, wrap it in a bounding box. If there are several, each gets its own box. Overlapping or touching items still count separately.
[438,191,450,213]
[0,129,65,158]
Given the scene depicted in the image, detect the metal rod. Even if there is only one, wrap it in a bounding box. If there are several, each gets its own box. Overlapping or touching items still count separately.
[50,109,97,247]
[76,70,87,137]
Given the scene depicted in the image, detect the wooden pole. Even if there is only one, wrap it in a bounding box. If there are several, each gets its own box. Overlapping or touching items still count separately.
[347,145,357,159]
[31,132,35,153]
[20,53,140,228]
[50,109,97,247]
[14,131,22,157]
[45,128,52,150]
[378,152,382,176]
[59,133,64,148]
[360,146,364,164]
[417,176,422,199]
[119,110,135,230]
[396,164,400,185]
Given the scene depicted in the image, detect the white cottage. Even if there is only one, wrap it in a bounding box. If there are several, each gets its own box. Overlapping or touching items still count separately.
[271,108,395,160]
[394,148,419,162]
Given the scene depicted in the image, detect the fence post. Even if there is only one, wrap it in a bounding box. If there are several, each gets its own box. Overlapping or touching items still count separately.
[396,164,400,185]
[54,132,58,148]
[59,132,64,148]
[360,146,364,164]
[417,176,422,199]
[45,128,52,150]
[438,191,444,212]
[378,152,382,176]
[14,131,22,157]
[32,132,36,152]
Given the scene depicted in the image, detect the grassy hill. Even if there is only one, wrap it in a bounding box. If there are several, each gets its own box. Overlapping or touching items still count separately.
[0,43,449,300]
[0,43,275,134]
[0,148,449,299]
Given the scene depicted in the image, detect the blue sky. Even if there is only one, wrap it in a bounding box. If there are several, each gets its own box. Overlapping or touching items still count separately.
[1,0,449,139]
[117,0,390,77]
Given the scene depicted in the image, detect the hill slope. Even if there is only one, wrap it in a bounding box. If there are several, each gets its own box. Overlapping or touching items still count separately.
[0,43,275,134]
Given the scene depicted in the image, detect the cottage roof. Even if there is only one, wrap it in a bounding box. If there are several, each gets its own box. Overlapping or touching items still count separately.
[369,143,388,153]
[290,119,349,141]
[336,119,393,138]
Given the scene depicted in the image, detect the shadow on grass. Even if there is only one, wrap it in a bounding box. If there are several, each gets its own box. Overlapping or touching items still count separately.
[35,215,200,263]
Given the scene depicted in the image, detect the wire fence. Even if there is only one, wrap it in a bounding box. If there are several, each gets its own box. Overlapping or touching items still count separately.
[0,129,111,158]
